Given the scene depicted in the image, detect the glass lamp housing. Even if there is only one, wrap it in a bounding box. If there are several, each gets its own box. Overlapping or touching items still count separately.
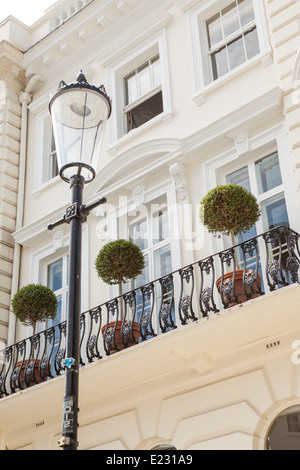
[49,71,111,183]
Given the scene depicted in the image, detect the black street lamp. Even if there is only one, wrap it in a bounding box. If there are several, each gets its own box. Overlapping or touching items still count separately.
[47,71,111,450]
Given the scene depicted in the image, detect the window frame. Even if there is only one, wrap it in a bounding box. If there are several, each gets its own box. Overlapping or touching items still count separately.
[123,54,163,133]
[203,123,299,254]
[106,30,173,145]
[45,253,69,327]
[127,194,172,286]
[48,125,58,181]
[123,192,175,335]
[103,182,182,294]
[187,0,271,102]
[286,412,300,434]
[265,405,300,449]
[223,150,289,234]
[35,110,59,187]
[206,0,260,81]
[30,225,90,332]
[202,127,297,296]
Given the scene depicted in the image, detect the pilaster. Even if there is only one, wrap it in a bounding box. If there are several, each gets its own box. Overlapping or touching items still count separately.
[0,42,24,344]
[265,0,300,184]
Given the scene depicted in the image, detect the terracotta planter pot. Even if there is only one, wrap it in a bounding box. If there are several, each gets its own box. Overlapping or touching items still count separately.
[216,269,262,307]
[102,320,140,354]
[14,359,43,389]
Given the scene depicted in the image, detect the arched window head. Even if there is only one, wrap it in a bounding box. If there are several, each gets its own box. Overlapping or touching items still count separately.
[266,405,300,450]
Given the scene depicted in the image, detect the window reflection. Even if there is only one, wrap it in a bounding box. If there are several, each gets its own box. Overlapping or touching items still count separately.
[255,152,282,194]
[206,0,260,80]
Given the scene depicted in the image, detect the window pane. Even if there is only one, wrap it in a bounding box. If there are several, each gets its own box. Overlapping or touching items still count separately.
[261,193,289,230]
[126,90,163,131]
[134,255,150,324]
[154,245,172,278]
[207,13,223,48]
[135,254,149,288]
[138,62,152,97]
[50,294,62,327]
[287,413,300,433]
[238,0,255,27]
[211,46,229,79]
[51,154,58,179]
[48,259,63,292]
[152,207,169,245]
[226,166,251,191]
[129,218,148,250]
[125,72,138,105]
[222,1,240,38]
[255,152,282,194]
[152,57,161,88]
[51,128,56,153]
[125,56,160,107]
[226,166,257,243]
[244,27,260,59]
[227,35,246,70]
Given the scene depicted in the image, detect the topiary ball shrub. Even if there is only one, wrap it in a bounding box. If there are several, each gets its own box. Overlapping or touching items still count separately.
[11,284,58,333]
[95,239,145,288]
[199,184,261,243]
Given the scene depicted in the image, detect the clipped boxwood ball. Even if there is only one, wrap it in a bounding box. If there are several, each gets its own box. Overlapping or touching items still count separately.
[11,284,58,328]
[95,239,145,285]
[200,184,261,238]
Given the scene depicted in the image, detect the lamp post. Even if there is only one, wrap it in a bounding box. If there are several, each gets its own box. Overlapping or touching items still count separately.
[47,71,111,450]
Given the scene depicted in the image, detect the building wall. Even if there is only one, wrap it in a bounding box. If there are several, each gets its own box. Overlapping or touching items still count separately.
[0,0,300,451]
[2,290,300,450]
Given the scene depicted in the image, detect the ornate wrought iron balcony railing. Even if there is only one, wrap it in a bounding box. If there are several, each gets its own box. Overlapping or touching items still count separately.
[0,225,299,397]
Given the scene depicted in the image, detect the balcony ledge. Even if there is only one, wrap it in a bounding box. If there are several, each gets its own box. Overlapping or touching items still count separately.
[1,282,299,438]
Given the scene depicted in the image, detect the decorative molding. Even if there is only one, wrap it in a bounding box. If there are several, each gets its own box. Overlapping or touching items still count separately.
[98,11,171,68]
[84,138,182,200]
[233,131,250,156]
[13,205,66,247]
[169,162,187,200]
[292,48,300,85]
[60,42,73,55]
[173,0,201,11]
[116,0,131,14]
[96,219,108,241]
[131,184,146,205]
[53,229,64,251]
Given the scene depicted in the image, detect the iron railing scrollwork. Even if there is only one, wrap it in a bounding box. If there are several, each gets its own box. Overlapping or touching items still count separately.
[0,225,299,398]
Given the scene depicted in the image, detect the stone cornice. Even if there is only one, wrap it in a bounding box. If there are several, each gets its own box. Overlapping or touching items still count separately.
[0,40,24,84]
[22,0,171,78]
[13,205,66,248]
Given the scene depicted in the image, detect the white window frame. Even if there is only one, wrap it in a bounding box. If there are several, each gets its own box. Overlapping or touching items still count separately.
[120,187,179,334]
[44,253,69,327]
[206,0,260,81]
[127,194,172,285]
[222,150,289,234]
[187,0,271,104]
[123,54,163,134]
[30,226,89,332]
[106,30,173,146]
[103,181,181,295]
[202,123,298,297]
[34,109,60,191]
[203,123,299,254]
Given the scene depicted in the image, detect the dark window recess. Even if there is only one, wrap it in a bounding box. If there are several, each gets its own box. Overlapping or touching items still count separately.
[126,91,163,132]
